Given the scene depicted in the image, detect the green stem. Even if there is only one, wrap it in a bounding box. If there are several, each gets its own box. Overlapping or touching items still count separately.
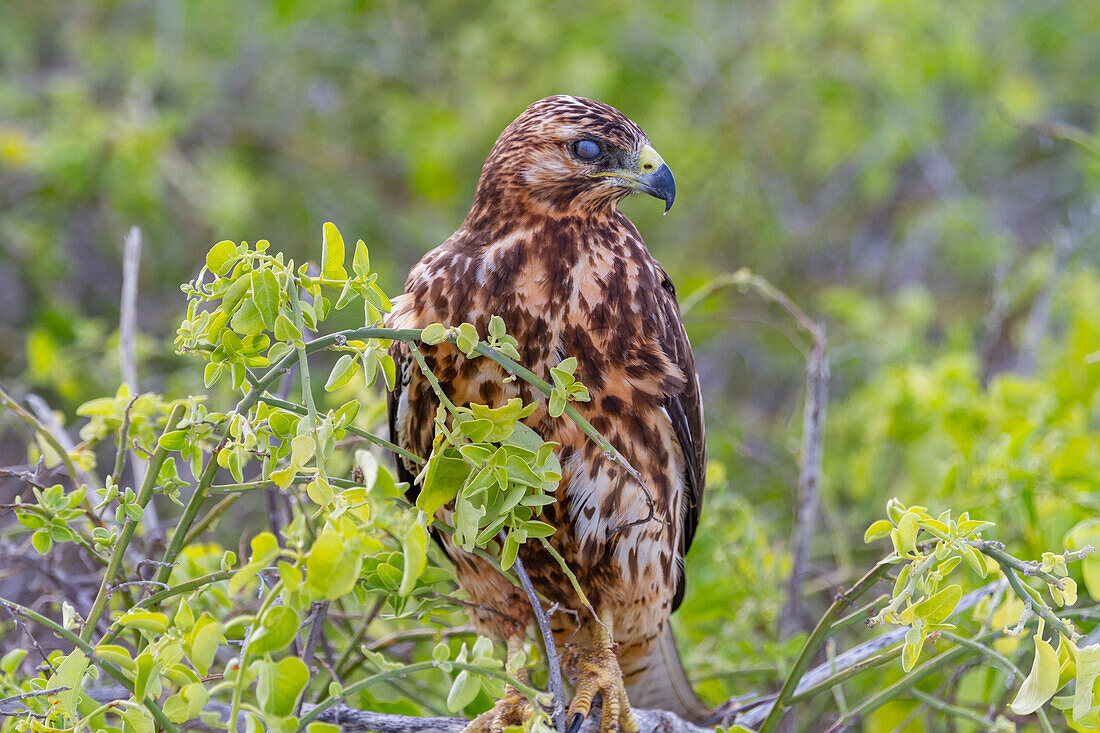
[258,394,423,465]
[213,476,364,493]
[538,537,595,614]
[296,661,543,730]
[99,571,232,644]
[229,581,283,733]
[111,397,137,485]
[910,689,995,730]
[408,345,458,413]
[758,560,892,733]
[181,493,241,546]
[0,598,180,733]
[999,564,1077,641]
[787,645,903,705]
[80,404,186,642]
[153,437,228,592]
[287,279,328,483]
[972,541,1068,591]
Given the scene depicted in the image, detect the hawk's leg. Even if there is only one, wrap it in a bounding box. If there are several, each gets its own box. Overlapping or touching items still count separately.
[564,612,638,733]
[463,635,533,733]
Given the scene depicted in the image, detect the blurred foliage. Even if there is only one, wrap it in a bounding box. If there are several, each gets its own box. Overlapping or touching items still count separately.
[2,1,1100,731]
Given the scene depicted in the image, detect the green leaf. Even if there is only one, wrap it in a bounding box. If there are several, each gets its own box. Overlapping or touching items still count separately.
[456,322,479,355]
[379,353,397,390]
[324,354,359,392]
[251,268,280,331]
[186,615,223,675]
[119,611,168,634]
[910,584,962,625]
[0,649,27,675]
[307,475,333,506]
[417,445,472,516]
[46,650,87,718]
[32,529,51,554]
[1071,642,1100,721]
[206,240,238,276]
[257,656,309,718]
[500,532,520,571]
[133,650,158,701]
[421,323,448,345]
[399,522,428,596]
[1010,633,1062,715]
[321,222,347,280]
[222,274,251,314]
[352,239,370,276]
[864,519,894,543]
[274,313,303,343]
[307,724,342,733]
[164,682,209,723]
[1065,520,1100,600]
[488,315,506,340]
[231,296,266,336]
[249,606,300,655]
[896,512,919,555]
[306,529,362,600]
[203,362,224,388]
[961,545,988,578]
[521,520,556,538]
[902,625,924,672]
[159,430,188,451]
[228,532,280,595]
[446,670,481,712]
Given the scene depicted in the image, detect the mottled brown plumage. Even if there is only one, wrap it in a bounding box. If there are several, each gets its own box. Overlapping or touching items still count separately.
[387,95,706,728]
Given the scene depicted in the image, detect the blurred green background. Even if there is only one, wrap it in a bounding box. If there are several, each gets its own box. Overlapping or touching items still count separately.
[2,1,1099,729]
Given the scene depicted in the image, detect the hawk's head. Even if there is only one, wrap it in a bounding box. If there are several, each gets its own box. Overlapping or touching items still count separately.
[468,95,676,224]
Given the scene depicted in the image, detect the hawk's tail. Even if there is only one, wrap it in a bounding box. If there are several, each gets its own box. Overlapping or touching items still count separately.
[625,625,711,724]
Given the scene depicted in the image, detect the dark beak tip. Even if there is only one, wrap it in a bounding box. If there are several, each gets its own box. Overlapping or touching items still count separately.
[656,162,676,213]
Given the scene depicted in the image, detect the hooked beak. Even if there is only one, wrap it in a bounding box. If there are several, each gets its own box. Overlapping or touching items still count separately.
[632,144,676,213]
[588,143,676,213]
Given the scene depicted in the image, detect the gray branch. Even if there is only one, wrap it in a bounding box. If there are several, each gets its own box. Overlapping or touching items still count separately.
[37,689,709,733]
[779,328,829,638]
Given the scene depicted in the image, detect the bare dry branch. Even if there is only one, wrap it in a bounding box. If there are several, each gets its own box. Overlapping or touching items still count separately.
[779,332,829,637]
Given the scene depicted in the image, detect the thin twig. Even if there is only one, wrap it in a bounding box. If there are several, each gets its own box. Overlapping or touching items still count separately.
[298,601,331,715]
[505,532,566,733]
[0,682,69,704]
[80,404,187,643]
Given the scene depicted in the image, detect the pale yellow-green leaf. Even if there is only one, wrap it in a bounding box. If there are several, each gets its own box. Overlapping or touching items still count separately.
[399,522,428,596]
[1010,633,1061,715]
[864,519,893,543]
[911,584,962,625]
[206,240,238,276]
[321,222,347,280]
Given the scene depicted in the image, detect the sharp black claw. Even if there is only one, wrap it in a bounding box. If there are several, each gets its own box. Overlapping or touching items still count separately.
[568,712,585,733]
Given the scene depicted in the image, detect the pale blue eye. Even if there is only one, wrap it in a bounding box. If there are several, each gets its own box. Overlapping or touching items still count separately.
[573,140,600,160]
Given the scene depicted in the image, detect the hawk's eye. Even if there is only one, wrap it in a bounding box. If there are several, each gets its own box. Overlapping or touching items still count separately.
[572,140,600,161]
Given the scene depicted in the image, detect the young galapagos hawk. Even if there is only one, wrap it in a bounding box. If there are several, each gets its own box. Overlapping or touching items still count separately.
[387,95,707,732]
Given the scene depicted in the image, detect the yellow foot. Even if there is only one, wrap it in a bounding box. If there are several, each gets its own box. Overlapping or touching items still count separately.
[463,685,533,733]
[564,644,638,733]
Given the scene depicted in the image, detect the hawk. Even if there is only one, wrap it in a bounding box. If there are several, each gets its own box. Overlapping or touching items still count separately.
[387,95,707,732]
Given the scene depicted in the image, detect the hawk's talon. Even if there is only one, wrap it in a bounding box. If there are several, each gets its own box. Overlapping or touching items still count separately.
[564,643,638,733]
[462,685,532,733]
